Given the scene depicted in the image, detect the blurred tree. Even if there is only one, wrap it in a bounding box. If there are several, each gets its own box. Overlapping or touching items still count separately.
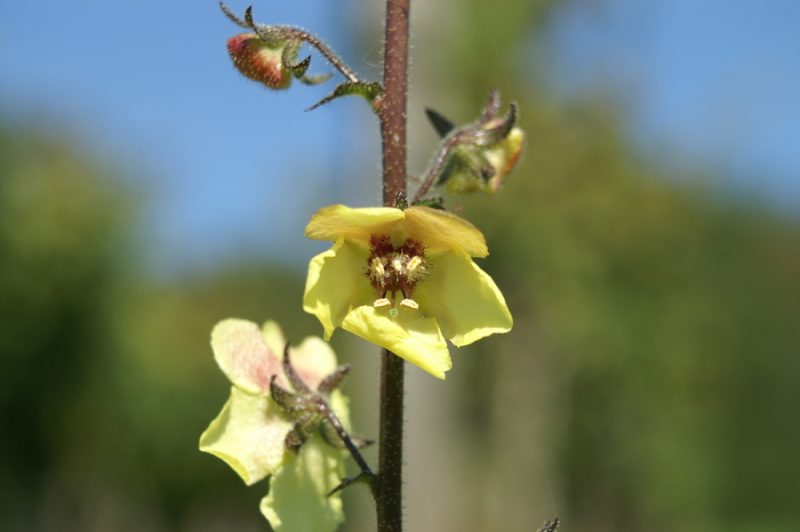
[0,125,315,531]
[0,125,133,528]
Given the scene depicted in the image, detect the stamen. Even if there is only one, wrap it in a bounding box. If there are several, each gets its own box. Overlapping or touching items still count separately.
[366,236,427,309]
[370,257,386,278]
[373,298,391,308]
[399,298,419,310]
[406,256,422,273]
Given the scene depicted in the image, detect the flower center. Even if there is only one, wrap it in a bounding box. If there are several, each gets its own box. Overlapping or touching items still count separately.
[366,235,427,313]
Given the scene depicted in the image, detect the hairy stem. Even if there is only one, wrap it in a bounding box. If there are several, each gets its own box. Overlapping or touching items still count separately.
[376,0,411,530]
[274,26,360,83]
[380,2,410,206]
[377,349,405,530]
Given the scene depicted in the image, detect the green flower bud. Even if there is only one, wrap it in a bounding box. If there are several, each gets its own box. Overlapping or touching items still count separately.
[441,122,524,195]
[427,97,525,197]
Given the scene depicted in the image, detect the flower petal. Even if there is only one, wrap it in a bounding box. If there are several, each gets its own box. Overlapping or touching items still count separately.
[260,320,287,358]
[212,319,281,393]
[486,127,524,191]
[199,386,292,486]
[303,239,373,340]
[260,434,345,532]
[328,390,352,431]
[402,206,488,257]
[305,204,404,242]
[341,305,451,379]
[289,336,339,390]
[415,251,512,346]
[262,321,341,391]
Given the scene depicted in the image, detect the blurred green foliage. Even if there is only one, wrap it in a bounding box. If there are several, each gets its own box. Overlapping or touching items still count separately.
[0,127,130,527]
[0,127,312,531]
[1,1,799,531]
[419,1,800,531]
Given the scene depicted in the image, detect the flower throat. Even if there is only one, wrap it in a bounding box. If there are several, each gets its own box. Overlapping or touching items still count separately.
[366,235,427,314]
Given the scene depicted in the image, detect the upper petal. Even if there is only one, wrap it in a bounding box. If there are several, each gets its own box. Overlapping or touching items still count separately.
[305,204,405,242]
[261,320,287,358]
[402,206,488,257]
[288,336,339,391]
[199,386,292,486]
[303,239,373,340]
[260,320,335,391]
[341,305,452,379]
[212,319,282,394]
[414,251,512,346]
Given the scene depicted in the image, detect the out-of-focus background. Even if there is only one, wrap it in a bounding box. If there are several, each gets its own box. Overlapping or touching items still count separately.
[2,0,799,530]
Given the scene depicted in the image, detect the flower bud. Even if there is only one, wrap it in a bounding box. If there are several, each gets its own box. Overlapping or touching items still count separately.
[227,33,293,90]
[442,150,488,195]
[441,125,525,195]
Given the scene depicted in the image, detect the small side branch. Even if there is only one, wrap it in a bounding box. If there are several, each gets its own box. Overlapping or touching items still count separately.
[220,2,363,84]
[271,347,377,496]
[318,400,377,496]
[412,128,470,202]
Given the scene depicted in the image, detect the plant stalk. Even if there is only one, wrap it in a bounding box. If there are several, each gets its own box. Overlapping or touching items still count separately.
[377,0,411,530]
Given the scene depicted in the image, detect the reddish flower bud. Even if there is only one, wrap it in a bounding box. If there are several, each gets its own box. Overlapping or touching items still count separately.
[227,33,292,90]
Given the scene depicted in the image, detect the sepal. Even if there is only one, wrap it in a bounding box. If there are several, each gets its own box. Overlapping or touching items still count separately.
[425,108,455,138]
[307,81,384,112]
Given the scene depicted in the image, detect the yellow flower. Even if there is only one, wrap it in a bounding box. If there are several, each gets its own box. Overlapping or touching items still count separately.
[303,205,513,379]
[199,319,349,531]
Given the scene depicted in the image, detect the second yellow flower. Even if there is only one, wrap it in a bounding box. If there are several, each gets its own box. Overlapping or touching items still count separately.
[303,204,512,379]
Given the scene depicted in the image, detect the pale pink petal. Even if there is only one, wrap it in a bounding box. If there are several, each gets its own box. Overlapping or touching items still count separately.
[211,319,282,394]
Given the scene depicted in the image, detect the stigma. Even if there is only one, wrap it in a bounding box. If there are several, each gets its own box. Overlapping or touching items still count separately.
[366,235,427,311]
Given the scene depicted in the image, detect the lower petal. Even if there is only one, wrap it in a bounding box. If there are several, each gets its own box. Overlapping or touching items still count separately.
[260,434,345,532]
[342,305,451,379]
[303,239,373,340]
[415,251,513,347]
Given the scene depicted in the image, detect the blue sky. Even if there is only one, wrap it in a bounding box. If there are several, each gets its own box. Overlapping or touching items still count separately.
[546,0,800,207]
[0,1,379,274]
[1,1,798,273]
